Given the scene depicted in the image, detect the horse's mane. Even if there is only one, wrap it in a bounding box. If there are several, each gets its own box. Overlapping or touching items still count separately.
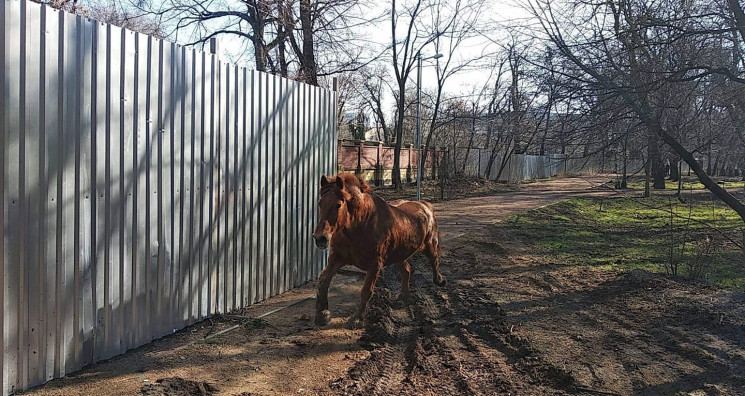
[321,173,373,198]
[343,173,373,194]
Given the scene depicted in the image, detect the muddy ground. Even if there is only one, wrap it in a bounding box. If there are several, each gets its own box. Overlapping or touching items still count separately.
[22,176,745,395]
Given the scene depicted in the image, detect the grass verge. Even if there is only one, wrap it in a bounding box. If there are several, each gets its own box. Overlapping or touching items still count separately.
[500,194,745,289]
[621,175,745,191]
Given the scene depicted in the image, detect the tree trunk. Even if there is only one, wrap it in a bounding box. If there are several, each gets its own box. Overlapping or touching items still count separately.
[277,28,288,77]
[677,161,683,199]
[421,132,435,181]
[656,122,745,222]
[461,130,476,174]
[392,91,406,188]
[461,105,477,174]
[621,131,628,188]
[299,0,318,85]
[495,142,515,182]
[540,97,551,156]
[669,154,680,182]
[485,147,499,180]
[253,40,267,72]
[649,131,666,189]
[483,121,498,179]
[421,88,444,177]
[644,153,651,197]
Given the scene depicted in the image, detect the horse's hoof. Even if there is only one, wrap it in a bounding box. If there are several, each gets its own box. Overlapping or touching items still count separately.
[434,275,447,287]
[315,310,331,326]
[344,315,363,329]
[393,293,411,309]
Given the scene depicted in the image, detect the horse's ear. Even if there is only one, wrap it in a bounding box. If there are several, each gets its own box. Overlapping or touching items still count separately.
[356,174,372,194]
[320,175,330,187]
[335,175,345,190]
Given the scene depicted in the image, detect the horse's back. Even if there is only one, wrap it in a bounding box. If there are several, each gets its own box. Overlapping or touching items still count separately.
[388,199,438,237]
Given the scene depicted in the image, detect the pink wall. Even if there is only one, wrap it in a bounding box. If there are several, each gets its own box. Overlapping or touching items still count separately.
[338,143,444,171]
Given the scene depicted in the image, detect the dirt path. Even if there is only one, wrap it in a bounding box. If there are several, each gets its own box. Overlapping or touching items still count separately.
[327,254,576,396]
[22,176,618,396]
[453,224,745,396]
[433,176,614,241]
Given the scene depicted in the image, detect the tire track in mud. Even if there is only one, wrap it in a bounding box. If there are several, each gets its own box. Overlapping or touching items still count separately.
[330,258,576,395]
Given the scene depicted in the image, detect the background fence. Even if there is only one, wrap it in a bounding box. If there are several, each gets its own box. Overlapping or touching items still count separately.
[455,148,601,182]
[337,140,445,185]
[1,1,337,393]
[337,141,601,187]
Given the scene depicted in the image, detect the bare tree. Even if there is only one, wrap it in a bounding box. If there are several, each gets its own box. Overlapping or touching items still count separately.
[390,0,472,188]
[31,0,86,14]
[147,0,370,85]
[154,0,284,73]
[419,0,486,176]
[357,66,395,144]
[88,1,167,38]
[526,0,745,222]
[31,0,166,37]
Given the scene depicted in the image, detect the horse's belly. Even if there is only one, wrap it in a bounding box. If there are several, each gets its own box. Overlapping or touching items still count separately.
[384,237,424,265]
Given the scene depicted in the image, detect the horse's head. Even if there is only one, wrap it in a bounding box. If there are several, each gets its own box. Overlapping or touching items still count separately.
[313,174,370,249]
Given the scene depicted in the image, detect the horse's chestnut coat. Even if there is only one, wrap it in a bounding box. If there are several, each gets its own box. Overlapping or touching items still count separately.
[313,173,446,328]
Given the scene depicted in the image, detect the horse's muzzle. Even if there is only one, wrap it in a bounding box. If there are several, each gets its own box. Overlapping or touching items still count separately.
[314,235,329,250]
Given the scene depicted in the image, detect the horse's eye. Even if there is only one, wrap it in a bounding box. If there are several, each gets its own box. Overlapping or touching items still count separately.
[336,203,342,209]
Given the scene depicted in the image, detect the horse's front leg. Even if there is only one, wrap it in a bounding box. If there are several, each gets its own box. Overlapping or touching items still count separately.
[315,253,343,326]
[345,264,382,329]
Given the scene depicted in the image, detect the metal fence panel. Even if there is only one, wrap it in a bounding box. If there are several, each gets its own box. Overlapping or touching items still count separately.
[40,5,59,383]
[1,1,337,393]
[456,148,597,182]
[258,71,267,303]
[183,47,196,323]
[172,43,184,329]
[247,70,257,305]
[266,74,276,299]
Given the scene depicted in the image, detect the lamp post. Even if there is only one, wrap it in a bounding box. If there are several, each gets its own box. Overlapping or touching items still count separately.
[416,52,443,201]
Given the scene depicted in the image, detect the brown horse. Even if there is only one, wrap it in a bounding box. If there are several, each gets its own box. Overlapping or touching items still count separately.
[312,173,446,328]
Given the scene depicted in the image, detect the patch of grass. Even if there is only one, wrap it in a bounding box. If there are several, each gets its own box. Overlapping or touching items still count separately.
[501,196,745,289]
[622,176,745,191]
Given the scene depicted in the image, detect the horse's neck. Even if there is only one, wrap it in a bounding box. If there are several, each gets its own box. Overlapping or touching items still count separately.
[344,194,379,231]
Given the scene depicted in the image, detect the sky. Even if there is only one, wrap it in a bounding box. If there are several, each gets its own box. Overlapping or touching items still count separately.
[118,0,531,118]
[348,0,531,115]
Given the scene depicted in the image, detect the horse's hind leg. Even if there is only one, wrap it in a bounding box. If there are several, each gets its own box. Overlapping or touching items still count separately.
[399,260,412,295]
[315,254,343,326]
[424,230,446,286]
[394,261,413,307]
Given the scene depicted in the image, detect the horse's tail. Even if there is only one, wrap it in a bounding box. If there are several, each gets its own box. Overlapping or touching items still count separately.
[418,200,440,257]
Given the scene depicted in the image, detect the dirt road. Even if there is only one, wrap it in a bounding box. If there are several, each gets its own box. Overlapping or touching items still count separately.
[23,176,621,396]
[433,176,614,240]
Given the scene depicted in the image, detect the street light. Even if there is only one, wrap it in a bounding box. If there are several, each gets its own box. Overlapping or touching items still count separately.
[416,52,443,201]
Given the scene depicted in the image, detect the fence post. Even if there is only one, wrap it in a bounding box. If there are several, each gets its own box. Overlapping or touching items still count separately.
[209,37,220,57]
[477,149,482,178]
[441,147,449,200]
[375,141,383,186]
[431,147,437,180]
[407,144,413,183]
[356,141,363,175]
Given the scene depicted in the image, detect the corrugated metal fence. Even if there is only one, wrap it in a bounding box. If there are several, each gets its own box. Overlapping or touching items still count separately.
[456,148,601,182]
[1,1,337,393]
